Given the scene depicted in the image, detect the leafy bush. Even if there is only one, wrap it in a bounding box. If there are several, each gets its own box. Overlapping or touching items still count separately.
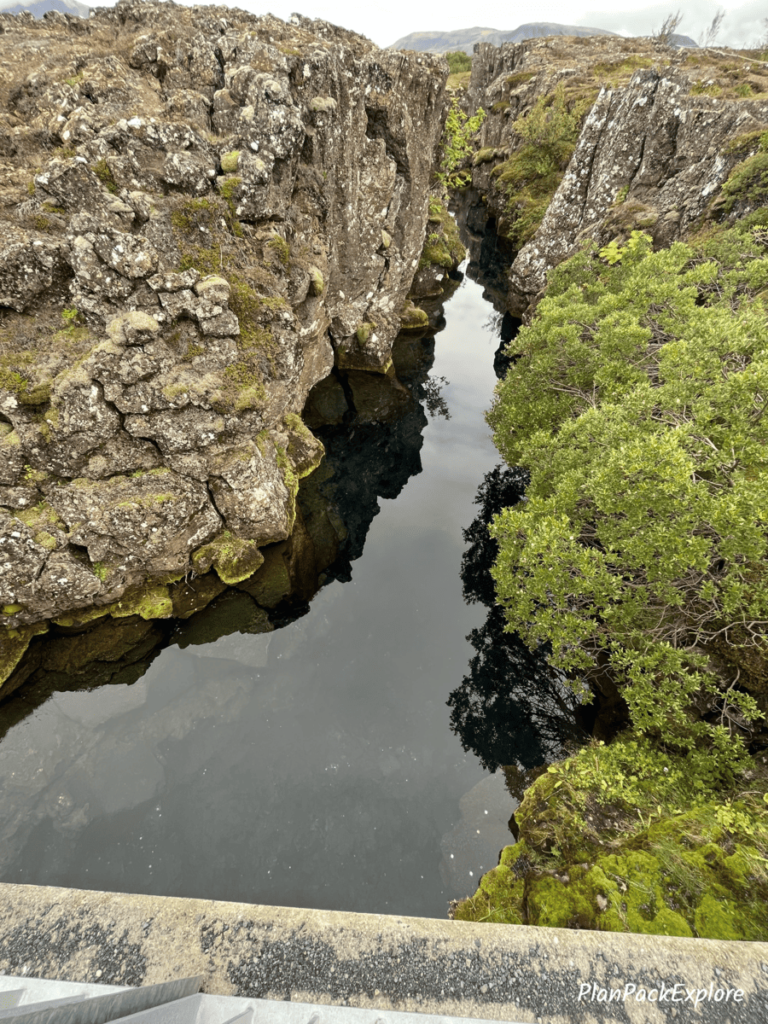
[722,132,768,212]
[437,98,486,188]
[445,50,472,74]
[490,86,584,247]
[487,224,768,772]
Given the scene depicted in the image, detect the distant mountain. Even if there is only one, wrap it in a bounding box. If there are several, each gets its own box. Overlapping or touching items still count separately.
[391,23,698,55]
[0,0,89,17]
[391,23,617,55]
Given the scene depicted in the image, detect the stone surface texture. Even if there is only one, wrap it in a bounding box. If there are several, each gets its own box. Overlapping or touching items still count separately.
[0,0,447,639]
[0,883,767,1023]
[464,35,768,314]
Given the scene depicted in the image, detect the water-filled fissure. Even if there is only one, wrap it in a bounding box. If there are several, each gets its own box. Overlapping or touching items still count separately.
[0,215,580,918]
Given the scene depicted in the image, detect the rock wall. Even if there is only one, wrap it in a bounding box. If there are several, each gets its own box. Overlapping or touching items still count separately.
[0,0,447,658]
[463,36,768,313]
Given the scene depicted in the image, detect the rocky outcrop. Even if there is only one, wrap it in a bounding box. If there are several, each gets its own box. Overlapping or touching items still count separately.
[463,35,768,313]
[0,317,446,709]
[0,0,447,655]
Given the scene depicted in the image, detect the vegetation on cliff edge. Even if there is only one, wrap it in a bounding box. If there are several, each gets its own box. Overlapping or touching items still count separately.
[456,210,768,938]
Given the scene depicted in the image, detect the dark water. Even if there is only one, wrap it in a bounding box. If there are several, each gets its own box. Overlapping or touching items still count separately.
[0,259,574,917]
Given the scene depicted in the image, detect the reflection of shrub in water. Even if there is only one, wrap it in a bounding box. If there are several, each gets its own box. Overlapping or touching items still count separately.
[448,466,584,773]
[419,374,450,420]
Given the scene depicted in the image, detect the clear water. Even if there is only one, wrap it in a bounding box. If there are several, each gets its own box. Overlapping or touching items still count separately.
[0,268,527,918]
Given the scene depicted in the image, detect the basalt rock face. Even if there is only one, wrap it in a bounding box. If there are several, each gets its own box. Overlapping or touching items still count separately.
[0,0,447,652]
[464,36,768,314]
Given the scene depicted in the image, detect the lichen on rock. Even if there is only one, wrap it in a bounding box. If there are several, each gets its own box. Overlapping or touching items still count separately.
[462,34,768,314]
[0,0,449,665]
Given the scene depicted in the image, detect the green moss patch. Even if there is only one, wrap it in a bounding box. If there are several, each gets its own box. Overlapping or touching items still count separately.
[722,142,768,213]
[0,621,49,688]
[505,72,536,89]
[90,158,118,194]
[454,734,768,939]
[192,530,265,585]
[399,300,429,331]
[418,199,465,270]
[473,147,497,167]
[266,234,291,269]
[110,582,174,620]
[220,150,240,173]
[489,86,584,248]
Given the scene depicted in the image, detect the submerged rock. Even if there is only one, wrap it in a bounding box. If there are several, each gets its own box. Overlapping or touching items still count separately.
[0,0,448,664]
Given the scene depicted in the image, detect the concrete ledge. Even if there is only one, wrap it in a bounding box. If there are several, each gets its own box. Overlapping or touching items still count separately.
[0,884,767,1023]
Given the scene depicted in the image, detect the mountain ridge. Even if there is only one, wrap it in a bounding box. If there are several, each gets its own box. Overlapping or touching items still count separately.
[391,22,697,54]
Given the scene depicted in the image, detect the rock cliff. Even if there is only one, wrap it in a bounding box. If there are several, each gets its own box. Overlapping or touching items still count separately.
[463,35,768,313]
[0,0,447,673]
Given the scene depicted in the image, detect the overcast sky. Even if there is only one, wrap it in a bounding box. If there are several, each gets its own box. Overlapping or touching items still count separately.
[153,0,767,49]
[3,0,765,50]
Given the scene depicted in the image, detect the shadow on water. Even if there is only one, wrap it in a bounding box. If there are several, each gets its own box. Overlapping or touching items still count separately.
[448,191,630,783]
[452,187,522,380]
[448,466,588,776]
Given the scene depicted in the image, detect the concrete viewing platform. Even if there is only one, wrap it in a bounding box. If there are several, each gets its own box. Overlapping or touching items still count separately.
[0,883,766,1023]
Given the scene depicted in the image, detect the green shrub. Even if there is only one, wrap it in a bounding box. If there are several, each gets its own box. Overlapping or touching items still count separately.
[489,86,583,247]
[455,734,768,938]
[487,225,768,771]
[445,50,471,74]
[437,98,486,188]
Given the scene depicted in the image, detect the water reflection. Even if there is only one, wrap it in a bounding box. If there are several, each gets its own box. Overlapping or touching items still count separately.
[0,265,523,915]
[1,330,442,731]
[448,466,586,774]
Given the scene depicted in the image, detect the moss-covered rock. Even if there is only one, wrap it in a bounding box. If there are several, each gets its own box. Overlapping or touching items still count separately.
[220,149,240,173]
[453,734,768,940]
[235,542,292,608]
[170,571,227,619]
[0,622,48,693]
[192,530,265,585]
[417,199,465,271]
[308,266,325,296]
[398,300,430,331]
[110,582,174,620]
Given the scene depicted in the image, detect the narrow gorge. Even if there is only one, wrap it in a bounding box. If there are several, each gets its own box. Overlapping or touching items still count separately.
[2,0,768,943]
